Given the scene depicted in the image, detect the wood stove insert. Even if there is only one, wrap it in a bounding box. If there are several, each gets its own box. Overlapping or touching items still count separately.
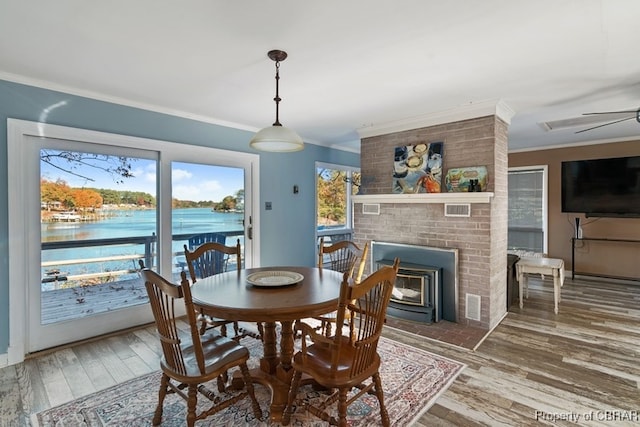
[377,259,442,323]
[370,241,458,322]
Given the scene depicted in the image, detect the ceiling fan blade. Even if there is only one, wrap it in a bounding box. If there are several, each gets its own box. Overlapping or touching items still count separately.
[575,116,635,134]
[582,110,637,115]
[582,107,639,116]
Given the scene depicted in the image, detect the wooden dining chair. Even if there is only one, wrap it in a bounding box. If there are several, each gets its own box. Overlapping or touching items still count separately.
[141,268,263,427]
[184,237,240,280]
[184,239,242,336]
[184,239,262,341]
[283,258,400,427]
[318,237,368,281]
[315,238,369,336]
[185,232,228,271]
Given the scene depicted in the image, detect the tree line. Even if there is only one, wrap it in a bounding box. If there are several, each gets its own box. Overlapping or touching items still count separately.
[40,178,243,212]
[40,178,155,211]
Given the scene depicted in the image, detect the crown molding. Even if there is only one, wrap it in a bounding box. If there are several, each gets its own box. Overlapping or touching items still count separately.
[508,135,640,154]
[357,99,515,139]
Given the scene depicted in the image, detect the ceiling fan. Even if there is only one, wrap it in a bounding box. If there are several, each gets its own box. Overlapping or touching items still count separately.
[575,107,640,134]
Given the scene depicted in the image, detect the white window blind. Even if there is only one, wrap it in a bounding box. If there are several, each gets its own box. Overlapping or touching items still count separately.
[508,168,546,253]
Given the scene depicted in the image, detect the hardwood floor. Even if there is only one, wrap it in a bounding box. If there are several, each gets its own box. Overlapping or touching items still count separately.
[407,275,640,426]
[1,274,639,426]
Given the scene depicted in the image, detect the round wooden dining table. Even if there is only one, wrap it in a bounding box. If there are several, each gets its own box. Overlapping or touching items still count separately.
[190,266,344,422]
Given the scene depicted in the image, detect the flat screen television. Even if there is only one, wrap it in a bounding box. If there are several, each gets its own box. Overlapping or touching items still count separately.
[561,155,640,218]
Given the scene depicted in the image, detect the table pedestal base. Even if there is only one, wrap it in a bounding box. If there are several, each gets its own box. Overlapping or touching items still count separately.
[229,367,289,422]
[230,366,318,422]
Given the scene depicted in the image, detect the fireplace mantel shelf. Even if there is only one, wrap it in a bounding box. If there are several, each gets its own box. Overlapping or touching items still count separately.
[352,192,494,204]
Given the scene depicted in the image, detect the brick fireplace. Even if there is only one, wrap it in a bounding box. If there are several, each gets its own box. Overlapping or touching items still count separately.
[353,110,510,329]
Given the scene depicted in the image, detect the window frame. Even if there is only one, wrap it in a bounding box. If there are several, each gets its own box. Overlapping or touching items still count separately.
[507,165,548,254]
[7,119,260,362]
[315,161,360,244]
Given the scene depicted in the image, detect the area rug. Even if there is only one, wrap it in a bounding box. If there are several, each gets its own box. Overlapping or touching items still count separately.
[32,335,465,426]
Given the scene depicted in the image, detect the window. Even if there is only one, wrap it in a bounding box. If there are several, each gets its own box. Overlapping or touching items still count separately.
[8,119,258,358]
[40,146,158,325]
[508,166,547,254]
[316,162,360,243]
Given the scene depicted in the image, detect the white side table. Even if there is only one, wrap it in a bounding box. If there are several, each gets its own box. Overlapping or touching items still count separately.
[516,257,565,314]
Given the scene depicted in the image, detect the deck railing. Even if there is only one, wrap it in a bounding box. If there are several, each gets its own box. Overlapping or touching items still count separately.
[42,228,350,288]
[41,230,244,287]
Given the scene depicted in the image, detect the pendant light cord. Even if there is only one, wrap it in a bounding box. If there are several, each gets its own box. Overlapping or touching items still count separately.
[273,60,282,127]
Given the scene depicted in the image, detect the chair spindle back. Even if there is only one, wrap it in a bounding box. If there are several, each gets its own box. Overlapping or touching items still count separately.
[184,239,241,281]
[333,258,399,377]
[142,269,205,376]
[318,237,369,283]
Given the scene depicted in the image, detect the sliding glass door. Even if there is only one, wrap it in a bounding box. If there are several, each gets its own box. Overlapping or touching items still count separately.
[171,162,247,279]
[38,142,159,333]
[8,120,259,355]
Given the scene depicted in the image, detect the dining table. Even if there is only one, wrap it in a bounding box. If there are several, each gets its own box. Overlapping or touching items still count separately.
[189,265,344,422]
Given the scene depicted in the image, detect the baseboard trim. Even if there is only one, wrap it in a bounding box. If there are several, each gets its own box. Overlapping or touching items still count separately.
[474,310,508,351]
[0,352,8,368]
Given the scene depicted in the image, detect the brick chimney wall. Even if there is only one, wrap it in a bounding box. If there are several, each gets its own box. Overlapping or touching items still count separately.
[354,116,509,329]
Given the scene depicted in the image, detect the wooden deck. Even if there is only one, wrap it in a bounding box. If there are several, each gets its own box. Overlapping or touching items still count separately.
[41,276,149,324]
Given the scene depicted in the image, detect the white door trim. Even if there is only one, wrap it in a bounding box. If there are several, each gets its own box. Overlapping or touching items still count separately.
[7,118,260,364]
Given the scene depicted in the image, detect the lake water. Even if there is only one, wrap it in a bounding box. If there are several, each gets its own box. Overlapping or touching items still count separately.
[41,208,244,286]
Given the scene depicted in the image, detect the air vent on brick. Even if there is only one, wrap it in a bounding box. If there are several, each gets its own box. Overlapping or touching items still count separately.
[465,293,482,321]
[444,203,470,217]
[362,203,380,215]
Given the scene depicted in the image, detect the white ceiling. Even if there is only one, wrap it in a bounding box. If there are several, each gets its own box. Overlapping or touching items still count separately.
[1,0,639,153]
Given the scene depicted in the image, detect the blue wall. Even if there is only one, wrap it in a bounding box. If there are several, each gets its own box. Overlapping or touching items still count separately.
[0,79,359,355]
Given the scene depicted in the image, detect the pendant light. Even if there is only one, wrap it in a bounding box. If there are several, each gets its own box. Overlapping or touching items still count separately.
[250,50,304,152]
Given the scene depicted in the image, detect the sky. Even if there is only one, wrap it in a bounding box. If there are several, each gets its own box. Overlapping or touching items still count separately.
[40,152,244,203]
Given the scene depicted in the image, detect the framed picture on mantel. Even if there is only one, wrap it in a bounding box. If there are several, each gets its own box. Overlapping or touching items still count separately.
[445,166,488,192]
[392,141,444,194]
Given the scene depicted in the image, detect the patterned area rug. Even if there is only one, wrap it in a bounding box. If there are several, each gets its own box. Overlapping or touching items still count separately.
[33,335,464,426]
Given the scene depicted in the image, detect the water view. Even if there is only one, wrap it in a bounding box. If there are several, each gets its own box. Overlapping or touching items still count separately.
[41,208,244,289]
[36,147,248,328]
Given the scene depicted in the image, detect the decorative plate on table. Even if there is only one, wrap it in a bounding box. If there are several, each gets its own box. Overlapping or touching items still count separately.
[246,271,304,287]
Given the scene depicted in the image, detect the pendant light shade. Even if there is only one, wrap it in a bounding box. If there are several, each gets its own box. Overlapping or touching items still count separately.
[250,124,303,152]
[250,50,304,152]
